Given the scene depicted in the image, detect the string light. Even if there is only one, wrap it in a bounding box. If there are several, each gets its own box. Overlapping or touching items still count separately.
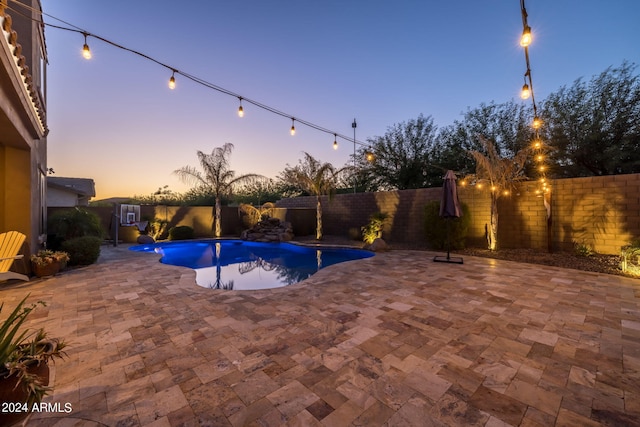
[82,32,91,59]
[520,83,530,100]
[290,118,296,136]
[168,70,176,90]
[3,0,376,153]
[520,25,532,47]
[333,134,338,150]
[237,97,244,117]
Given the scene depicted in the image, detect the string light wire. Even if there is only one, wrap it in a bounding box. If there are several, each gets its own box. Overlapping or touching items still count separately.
[5,0,371,149]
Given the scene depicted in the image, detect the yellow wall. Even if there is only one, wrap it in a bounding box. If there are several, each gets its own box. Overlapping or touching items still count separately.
[0,146,31,237]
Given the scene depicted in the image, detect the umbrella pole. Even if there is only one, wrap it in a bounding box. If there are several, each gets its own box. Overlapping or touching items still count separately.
[433,218,463,264]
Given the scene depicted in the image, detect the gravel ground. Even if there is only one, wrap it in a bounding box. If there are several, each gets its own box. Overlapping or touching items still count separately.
[294,235,632,278]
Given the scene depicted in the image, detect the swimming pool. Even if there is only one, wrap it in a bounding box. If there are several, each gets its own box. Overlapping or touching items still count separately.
[129,240,374,290]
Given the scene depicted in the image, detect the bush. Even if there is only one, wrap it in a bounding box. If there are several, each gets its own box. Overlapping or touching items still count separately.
[48,208,104,250]
[424,201,470,250]
[61,236,102,266]
[361,212,390,244]
[168,225,194,241]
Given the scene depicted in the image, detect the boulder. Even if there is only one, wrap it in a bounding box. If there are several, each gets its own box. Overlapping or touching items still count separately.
[365,238,390,252]
[241,218,294,243]
[137,234,155,244]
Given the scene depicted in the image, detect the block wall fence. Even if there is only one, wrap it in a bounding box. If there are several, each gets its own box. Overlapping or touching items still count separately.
[275,173,640,255]
[50,173,639,255]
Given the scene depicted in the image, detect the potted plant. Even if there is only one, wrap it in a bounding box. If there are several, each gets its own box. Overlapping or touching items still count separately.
[30,250,70,277]
[0,295,67,426]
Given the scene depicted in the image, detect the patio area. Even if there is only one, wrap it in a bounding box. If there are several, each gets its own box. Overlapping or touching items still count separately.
[2,244,640,426]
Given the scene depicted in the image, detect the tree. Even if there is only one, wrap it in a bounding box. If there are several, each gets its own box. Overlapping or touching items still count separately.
[541,61,640,177]
[355,114,441,190]
[436,101,534,177]
[279,152,343,240]
[174,143,262,237]
[467,136,529,251]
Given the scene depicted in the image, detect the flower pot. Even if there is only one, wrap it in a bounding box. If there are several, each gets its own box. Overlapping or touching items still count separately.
[32,261,60,278]
[0,363,50,426]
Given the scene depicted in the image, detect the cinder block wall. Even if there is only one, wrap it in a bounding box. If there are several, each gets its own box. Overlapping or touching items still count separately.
[51,174,639,254]
[276,174,640,255]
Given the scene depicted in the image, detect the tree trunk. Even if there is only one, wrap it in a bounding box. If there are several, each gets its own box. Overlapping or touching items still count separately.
[488,193,498,251]
[215,197,222,237]
[316,196,323,240]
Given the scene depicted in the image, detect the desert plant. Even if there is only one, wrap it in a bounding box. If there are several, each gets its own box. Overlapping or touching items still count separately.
[361,212,390,244]
[61,236,102,266]
[29,250,69,267]
[168,225,195,241]
[621,238,640,276]
[238,202,276,229]
[424,201,471,250]
[0,296,67,409]
[573,241,595,257]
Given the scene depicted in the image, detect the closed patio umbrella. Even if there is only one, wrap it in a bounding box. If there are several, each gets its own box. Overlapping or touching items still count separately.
[434,170,463,264]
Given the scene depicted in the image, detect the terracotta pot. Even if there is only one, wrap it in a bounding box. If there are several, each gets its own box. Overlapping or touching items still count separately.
[0,363,50,426]
[32,261,60,278]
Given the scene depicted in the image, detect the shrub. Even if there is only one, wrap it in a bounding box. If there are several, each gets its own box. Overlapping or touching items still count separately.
[48,208,104,250]
[361,213,390,244]
[573,241,595,257]
[168,225,194,241]
[61,236,102,266]
[424,201,470,250]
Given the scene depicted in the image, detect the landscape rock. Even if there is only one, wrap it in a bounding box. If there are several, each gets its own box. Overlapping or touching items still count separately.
[242,218,294,243]
[137,234,155,244]
[365,238,390,252]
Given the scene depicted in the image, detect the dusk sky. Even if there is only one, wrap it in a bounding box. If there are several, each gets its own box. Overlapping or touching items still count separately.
[39,1,640,200]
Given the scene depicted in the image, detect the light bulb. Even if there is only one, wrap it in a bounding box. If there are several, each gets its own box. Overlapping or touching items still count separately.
[366,152,375,162]
[290,119,295,136]
[520,26,532,47]
[82,43,91,60]
[82,33,91,59]
[521,83,530,99]
[168,73,176,90]
[238,98,244,117]
[532,116,542,129]
[333,135,338,150]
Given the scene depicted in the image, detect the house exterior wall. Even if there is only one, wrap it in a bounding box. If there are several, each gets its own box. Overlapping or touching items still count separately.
[0,0,47,253]
[47,186,81,207]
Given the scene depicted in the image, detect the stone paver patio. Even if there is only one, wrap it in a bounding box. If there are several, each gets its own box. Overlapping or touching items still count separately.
[1,244,640,426]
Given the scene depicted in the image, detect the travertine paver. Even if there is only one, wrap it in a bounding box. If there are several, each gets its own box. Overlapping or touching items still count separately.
[0,244,639,426]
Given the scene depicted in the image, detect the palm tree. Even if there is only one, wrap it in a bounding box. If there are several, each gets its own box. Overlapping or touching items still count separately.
[281,152,344,240]
[467,136,529,250]
[174,143,262,237]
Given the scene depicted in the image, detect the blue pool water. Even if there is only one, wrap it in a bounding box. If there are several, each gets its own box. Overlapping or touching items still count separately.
[129,240,374,290]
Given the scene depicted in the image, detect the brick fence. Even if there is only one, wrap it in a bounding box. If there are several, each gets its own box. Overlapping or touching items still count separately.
[275,174,640,255]
[52,174,639,255]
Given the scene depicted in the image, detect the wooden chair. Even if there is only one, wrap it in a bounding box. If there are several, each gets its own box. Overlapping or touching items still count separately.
[0,231,29,282]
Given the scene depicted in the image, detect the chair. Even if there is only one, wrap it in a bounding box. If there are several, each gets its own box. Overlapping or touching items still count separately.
[0,231,29,282]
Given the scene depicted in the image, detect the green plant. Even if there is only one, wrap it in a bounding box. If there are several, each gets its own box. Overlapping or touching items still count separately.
[48,208,104,241]
[361,212,390,244]
[29,250,69,267]
[423,201,470,250]
[0,296,67,407]
[573,241,594,257]
[168,225,195,241]
[61,236,102,266]
[621,238,640,276]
